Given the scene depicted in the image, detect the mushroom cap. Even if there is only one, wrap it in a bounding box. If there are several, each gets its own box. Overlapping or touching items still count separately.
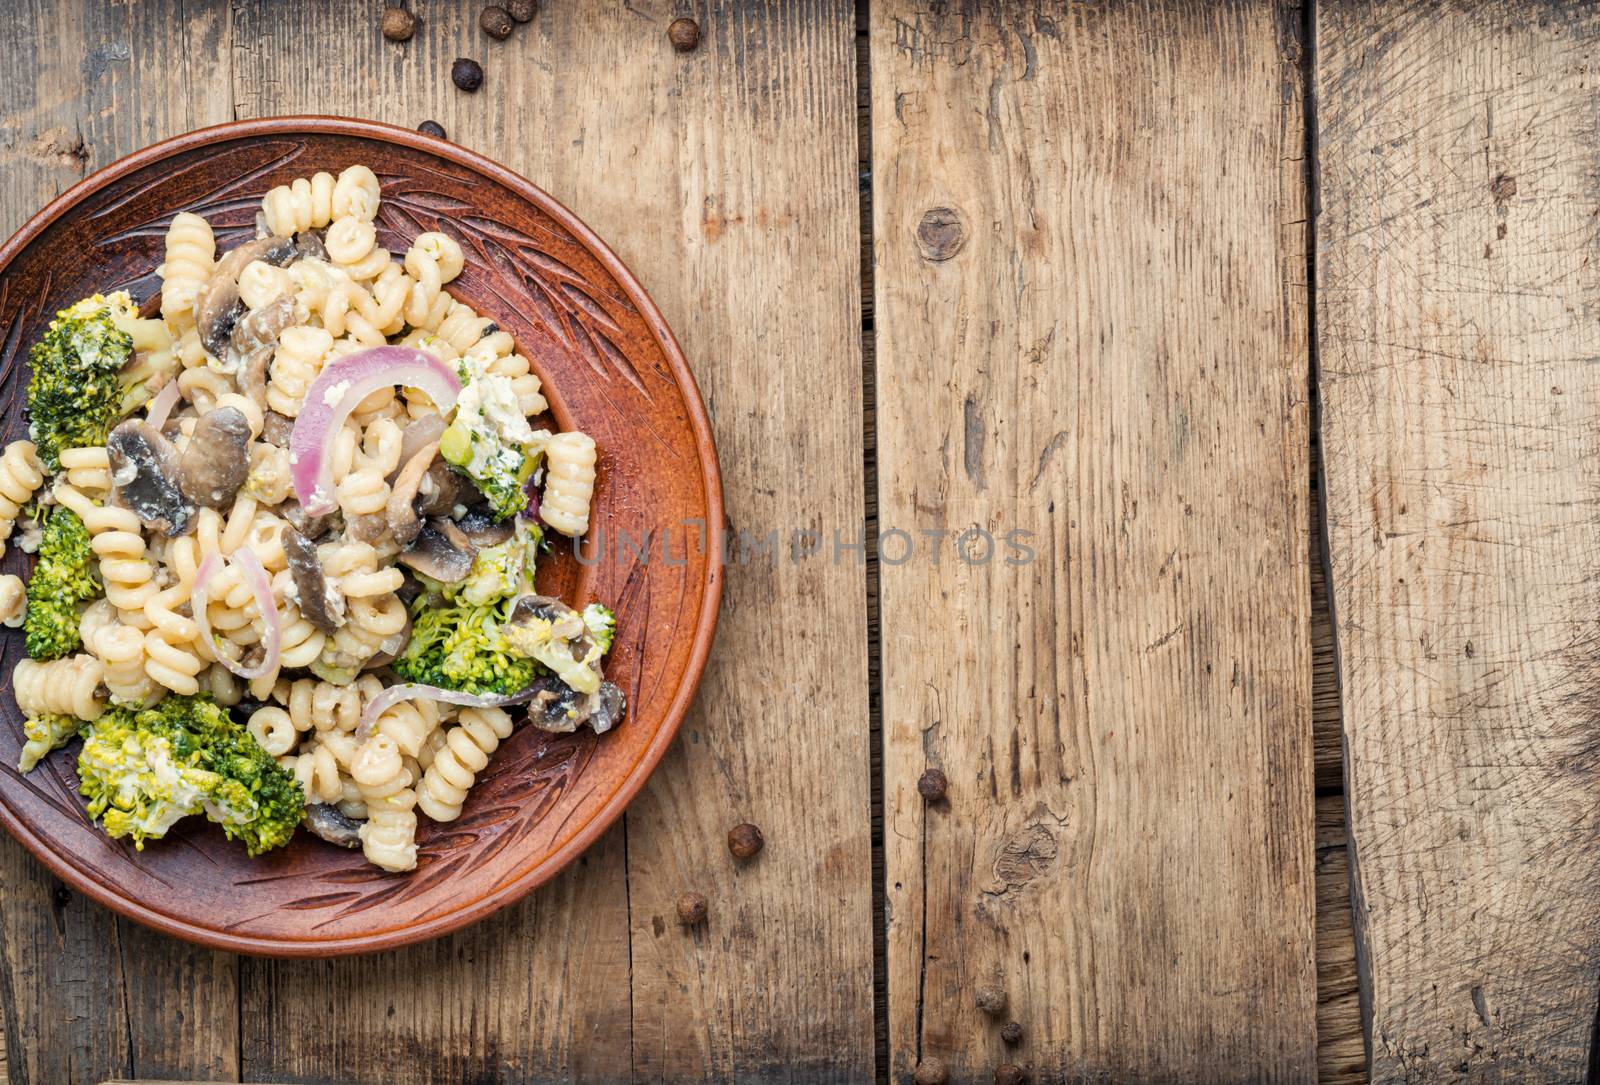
[283,526,342,633]
[303,804,363,849]
[107,419,192,536]
[397,520,476,583]
[178,406,252,509]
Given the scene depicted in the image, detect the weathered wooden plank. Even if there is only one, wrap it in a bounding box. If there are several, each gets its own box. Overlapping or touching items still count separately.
[872,2,1316,1081]
[0,4,239,1085]
[1317,3,1600,1079]
[233,2,872,1082]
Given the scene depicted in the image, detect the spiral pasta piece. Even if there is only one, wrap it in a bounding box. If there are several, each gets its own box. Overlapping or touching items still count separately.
[79,599,158,707]
[55,482,157,627]
[539,432,597,537]
[57,445,111,497]
[262,171,335,237]
[0,573,24,627]
[415,707,514,822]
[0,440,43,556]
[369,698,442,759]
[286,742,343,804]
[403,232,466,327]
[159,212,215,324]
[14,655,105,721]
[238,260,294,310]
[266,325,332,416]
[352,733,418,872]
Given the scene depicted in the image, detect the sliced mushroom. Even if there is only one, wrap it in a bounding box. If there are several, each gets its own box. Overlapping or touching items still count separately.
[294,229,328,262]
[386,439,440,545]
[178,406,251,508]
[107,420,192,536]
[397,520,476,583]
[524,675,627,734]
[260,411,294,448]
[282,500,339,541]
[303,803,363,849]
[193,236,297,357]
[588,681,627,734]
[415,459,472,517]
[229,293,298,409]
[456,506,514,548]
[283,527,342,633]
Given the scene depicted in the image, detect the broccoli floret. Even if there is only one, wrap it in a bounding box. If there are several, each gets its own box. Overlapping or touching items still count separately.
[24,506,99,660]
[394,593,539,696]
[439,365,547,520]
[582,604,616,654]
[17,713,82,773]
[76,695,302,855]
[453,522,541,606]
[503,598,612,695]
[25,293,147,472]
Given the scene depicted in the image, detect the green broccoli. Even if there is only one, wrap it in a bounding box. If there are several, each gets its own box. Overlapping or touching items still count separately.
[77,695,302,856]
[25,293,148,472]
[17,713,82,773]
[582,603,616,653]
[454,524,541,607]
[439,365,547,520]
[24,505,99,660]
[393,592,539,696]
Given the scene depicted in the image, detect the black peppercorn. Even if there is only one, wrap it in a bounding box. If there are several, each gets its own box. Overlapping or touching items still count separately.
[452,58,484,92]
[917,768,948,801]
[994,1064,1027,1085]
[381,6,416,42]
[913,1058,949,1085]
[480,6,514,40]
[1000,1021,1023,1045]
[676,891,707,926]
[728,822,764,861]
[668,17,701,53]
[417,120,447,139]
[975,985,1007,1017]
[507,0,536,21]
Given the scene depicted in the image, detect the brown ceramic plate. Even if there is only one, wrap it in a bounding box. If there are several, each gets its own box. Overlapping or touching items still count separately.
[0,118,723,955]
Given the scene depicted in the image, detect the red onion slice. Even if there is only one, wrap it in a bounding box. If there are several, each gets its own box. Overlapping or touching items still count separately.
[290,347,461,515]
[145,377,182,431]
[356,681,541,744]
[192,549,282,681]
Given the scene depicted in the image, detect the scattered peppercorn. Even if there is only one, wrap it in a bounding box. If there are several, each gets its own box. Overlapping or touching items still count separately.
[1000,1021,1023,1045]
[917,768,948,801]
[668,17,701,53]
[728,822,764,861]
[452,58,485,92]
[381,6,417,42]
[994,1065,1027,1085]
[507,0,537,21]
[975,985,1007,1017]
[913,1058,949,1085]
[480,6,514,40]
[417,120,447,139]
[676,890,708,926]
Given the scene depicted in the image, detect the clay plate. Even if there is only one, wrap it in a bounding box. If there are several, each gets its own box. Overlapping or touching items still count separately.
[0,118,723,955]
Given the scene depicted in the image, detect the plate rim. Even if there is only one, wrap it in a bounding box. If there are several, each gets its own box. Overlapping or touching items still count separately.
[0,115,725,957]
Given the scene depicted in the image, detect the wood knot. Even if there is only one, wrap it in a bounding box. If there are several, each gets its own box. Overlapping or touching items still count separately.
[915,207,966,261]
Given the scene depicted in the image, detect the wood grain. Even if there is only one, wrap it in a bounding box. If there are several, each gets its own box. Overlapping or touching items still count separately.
[0,3,238,1083]
[232,0,871,1081]
[872,2,1316,1081]
[1318,2,1600,1079]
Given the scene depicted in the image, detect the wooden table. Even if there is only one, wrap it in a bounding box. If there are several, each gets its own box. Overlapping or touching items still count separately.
[3,1,1595,1082]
